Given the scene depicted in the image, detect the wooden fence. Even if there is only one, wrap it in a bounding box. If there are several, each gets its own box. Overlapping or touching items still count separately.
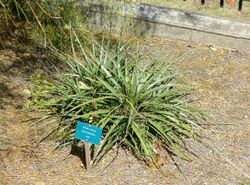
[201,0,246,11]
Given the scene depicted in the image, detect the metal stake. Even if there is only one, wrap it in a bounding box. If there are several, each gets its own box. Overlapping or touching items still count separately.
[238,0,243,11]
[220,0,224,7]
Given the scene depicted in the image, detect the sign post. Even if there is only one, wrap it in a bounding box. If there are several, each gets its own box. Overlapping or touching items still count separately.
[75,121,102,170]
[84,142,91,170]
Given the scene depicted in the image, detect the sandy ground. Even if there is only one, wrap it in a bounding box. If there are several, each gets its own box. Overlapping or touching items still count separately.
[0,38,250,185]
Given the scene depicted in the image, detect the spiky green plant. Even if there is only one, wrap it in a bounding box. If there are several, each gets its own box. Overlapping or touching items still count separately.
[35,35,204,167]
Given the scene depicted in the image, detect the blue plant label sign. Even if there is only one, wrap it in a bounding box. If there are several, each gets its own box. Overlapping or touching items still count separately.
[75,121,102,145]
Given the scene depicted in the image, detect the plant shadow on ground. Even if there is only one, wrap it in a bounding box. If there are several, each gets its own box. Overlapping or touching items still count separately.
[0,41,67,109]
[69,141,89,169]
[0,44,59,77]
[0,83,15,108]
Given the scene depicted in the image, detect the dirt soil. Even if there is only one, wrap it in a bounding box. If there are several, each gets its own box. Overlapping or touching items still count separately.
[0,38,250,185]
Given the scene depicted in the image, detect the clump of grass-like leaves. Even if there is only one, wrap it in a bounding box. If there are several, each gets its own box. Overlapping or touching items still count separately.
[0,0,88,49]
[39,36,204,167]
